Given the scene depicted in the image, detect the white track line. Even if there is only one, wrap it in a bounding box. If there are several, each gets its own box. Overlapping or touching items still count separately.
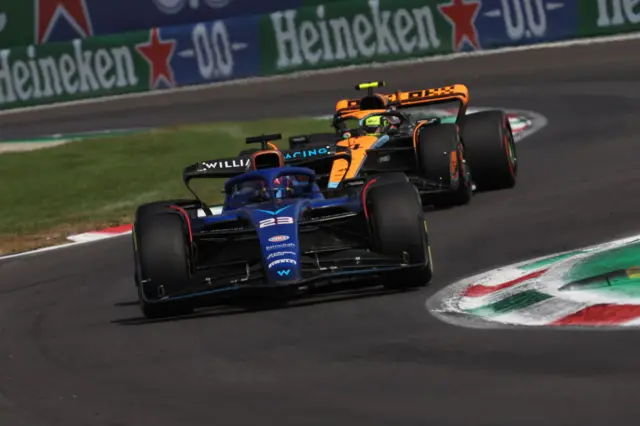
[1,32,639,117]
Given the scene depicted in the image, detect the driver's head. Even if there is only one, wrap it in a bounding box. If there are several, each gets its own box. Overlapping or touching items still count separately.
[363,115,385,134]
[273,176,294,199]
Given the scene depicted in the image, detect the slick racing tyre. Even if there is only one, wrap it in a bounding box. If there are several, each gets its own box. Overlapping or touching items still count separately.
[415,123,472,208]
[459,110,517,191]
[371,172,410,185]
[134,208,194,319]
[366,182,433,289]
[134,199,201,224]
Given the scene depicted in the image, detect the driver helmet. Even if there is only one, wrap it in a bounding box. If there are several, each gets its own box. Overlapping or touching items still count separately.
[273,176,295,199]
[363,115,388,135]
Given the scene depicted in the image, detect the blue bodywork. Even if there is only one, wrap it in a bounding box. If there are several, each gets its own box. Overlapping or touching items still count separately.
[190,166,363,285]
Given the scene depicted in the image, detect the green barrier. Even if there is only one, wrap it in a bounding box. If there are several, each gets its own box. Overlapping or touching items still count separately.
[0,32,151,110]
[0,0,33,49]
[579,0,640,37]
[1,0,640,112]
[260,0,454,75]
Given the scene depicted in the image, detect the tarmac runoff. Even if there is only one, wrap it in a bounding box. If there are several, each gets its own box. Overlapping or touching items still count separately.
[427,234,640,329]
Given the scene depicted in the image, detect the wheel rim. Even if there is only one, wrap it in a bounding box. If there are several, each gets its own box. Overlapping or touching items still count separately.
[503,120,517,177]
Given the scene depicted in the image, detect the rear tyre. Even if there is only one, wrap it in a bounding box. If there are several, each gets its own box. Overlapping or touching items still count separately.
[134,211,194,319]
[460,110,517,191]
[365,182,433,289]
[415,123,472,208]
[371,172,410,186]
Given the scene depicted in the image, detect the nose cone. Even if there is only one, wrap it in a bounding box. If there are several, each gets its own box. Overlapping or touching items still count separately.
[250,204,302,283]
[262,232,301,283]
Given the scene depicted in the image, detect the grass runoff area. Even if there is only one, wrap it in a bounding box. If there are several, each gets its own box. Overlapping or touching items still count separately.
[0,118,331,255]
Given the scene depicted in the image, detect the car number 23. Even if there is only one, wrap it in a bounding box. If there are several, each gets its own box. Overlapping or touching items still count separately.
[259,217,294,228]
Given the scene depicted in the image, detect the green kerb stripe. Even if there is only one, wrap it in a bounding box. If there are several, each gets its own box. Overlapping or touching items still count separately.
[466,290,553,317]
[518,251,586,271]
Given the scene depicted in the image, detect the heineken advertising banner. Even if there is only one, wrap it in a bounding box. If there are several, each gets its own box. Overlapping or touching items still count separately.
[0,16,261,109]
[0,0,347,49]
[0,0,638,110]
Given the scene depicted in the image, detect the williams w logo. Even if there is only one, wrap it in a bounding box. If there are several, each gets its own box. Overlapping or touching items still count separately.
[277,269,291,276]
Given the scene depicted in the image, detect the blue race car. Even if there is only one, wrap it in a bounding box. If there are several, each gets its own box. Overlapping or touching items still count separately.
[132,134,433,319]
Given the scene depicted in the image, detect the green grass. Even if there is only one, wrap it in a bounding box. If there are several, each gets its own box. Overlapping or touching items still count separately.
[0,117,332,253]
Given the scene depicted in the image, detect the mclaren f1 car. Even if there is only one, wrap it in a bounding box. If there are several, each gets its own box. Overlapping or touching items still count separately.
[286,81,517,208]
[132,134,433,319]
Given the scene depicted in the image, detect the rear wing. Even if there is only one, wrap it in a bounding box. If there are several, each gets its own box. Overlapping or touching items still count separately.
[183,145,346,182]
[390,84,469,115]
[334,83,470,120]
[183,133,284,182]
[183,155,251,183]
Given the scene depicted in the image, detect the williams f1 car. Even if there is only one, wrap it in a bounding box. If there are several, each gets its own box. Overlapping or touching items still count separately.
[132,134,433,319]
[286,81,517,208]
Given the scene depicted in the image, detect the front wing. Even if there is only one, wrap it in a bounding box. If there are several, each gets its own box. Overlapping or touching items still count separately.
[142,249,426,306]
[141,211,425,306]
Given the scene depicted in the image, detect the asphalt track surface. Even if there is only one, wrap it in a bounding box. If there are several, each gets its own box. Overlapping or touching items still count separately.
[2,39,640,425]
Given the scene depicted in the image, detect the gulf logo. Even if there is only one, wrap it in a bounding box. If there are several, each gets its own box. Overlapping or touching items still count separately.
[268,235,290,243]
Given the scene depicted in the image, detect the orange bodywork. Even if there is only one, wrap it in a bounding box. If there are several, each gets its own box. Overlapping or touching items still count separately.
[249,149,285,170]
[335,84,470,116]
[315,84,471,188]
[327,135,380,187]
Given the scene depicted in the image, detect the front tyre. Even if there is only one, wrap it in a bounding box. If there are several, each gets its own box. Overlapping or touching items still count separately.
[366,182,433,289]
[135,211,194,319]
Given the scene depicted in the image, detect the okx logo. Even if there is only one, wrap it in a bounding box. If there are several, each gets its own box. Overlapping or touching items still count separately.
[277,269,291,277]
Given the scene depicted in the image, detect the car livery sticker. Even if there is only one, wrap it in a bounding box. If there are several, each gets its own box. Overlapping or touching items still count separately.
[268,235,290,243]
[266,251,296,260]
[266,243,296,251]
[268,258,297,269]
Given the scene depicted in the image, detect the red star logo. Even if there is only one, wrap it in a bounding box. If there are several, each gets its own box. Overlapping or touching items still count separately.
[136,28,176,89]
[37,0,93,43]
[439,0,481,51]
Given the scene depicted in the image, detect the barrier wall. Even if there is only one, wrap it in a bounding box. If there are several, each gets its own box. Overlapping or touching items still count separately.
[0,0,638,110]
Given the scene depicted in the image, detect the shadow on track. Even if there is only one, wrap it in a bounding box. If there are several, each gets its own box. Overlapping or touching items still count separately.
[111,286,422,326]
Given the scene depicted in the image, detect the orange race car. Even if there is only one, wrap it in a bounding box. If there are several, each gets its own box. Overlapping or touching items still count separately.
[286,81,517,208]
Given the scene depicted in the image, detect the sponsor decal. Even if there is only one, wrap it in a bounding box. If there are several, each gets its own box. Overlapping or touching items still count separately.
[438,0,481,50]
[481,0,574,46]
[153,0,235,14]
[257,205,291,215]
[268,235,290,243]
[269,0,444,71]
[201,158,249,169]
[189,19,248,81]
[268,258,296,268]
[37,0,94,44]
[277,269,292,276]
[266,243,295,251]
[0,39,140,107]
[259,216,294,228]
[266,251,296,260]
[284,147,329,159]
[136,28,176,89]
